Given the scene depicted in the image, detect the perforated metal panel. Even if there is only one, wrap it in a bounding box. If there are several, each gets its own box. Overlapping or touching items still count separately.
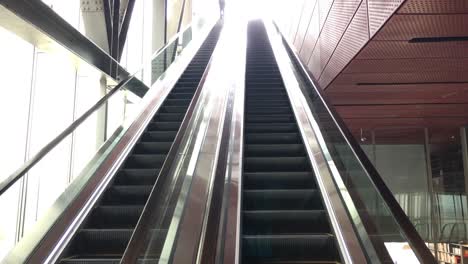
[292,0,468,130]
[333,71,468,85]
[327,83,468,104]
[398,0,468,14]
[319,0,369,88]
[345,58,468,73]
[335,104,468,118]
[357,41,468,59]
[375,14,468,40]
[293,0,318,51]
[307,41,322,80]
[287,0,308,40]
[299,6,320,60]
[318,0,334,31]
[341,117,468,130]
[367,0,404,36]
[319,0,362,71]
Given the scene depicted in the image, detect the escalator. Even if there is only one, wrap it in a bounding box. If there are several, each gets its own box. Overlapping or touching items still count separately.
[58,25,221,264]
[241,21,341,264]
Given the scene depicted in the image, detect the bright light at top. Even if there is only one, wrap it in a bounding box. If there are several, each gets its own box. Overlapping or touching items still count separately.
[222,0,289,22]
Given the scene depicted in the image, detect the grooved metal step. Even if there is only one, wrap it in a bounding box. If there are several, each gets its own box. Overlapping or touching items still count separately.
[243,172,316,189]
[114,169,159,186]
[245,144,306,157]
[243,189,324,210]
[242,234,338,262]
[245,132,301,144]
[244,157,310,172]
[243,210,331,234]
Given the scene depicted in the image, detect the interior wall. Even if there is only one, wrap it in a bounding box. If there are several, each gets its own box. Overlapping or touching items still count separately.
[275,0,404,88]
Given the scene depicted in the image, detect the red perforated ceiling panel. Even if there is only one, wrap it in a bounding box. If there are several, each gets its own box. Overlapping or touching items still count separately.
[398,0,468,14]
[345,58,468,74]
[375,14,468,40]
[357,41,468,59]
[367,0,404,36]
[319,0,369,88]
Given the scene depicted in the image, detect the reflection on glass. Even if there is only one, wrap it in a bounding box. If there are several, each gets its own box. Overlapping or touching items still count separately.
[0,27,33,260]
[357,126,468,262]
[41,0,83,33]
[151,27,193,84]
[430,128,465,194]
[0,15,194,261]
[281,33,425,262]
[0,182,20,260]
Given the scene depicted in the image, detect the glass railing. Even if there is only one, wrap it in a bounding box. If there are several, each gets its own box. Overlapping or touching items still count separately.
[272,23,437,263]
[0,22,193,262]
[119,20,221,264]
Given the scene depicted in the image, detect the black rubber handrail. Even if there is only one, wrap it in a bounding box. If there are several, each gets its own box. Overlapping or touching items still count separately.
[0,25,192,197]
[272,21,437,264]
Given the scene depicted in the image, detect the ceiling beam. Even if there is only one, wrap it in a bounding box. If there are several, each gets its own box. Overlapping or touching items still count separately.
[102,0,113,48]
[0,0,129,80]
[0,0,148,96]
[118,0,136,60]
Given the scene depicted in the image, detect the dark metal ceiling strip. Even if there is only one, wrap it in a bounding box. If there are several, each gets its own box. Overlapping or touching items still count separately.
[111,0,120,61]
[171,0,188,62]
[0,0,129,81]
[118,0,136,60]
[103,0,113,48]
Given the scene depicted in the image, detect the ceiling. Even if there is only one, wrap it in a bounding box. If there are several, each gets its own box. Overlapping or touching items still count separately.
[324,0,468,139]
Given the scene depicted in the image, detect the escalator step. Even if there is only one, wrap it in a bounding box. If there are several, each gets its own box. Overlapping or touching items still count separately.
[245,106,291,115]
[124,154,166,169]
[101,185,152,205]
[141,131,177,142]
[175,82,204,88]
[114,169,159,186]
[65,229,166,257]
[245,144,306,157]
[245,114,295,123]
[243,189,323,210]
[245,90,288,96]
[245,133,301,144]
[244,157,310,172]
[245,123,298,133]
[133,142,172,155]
[159,106,188,113]
[85,205,175,229]
[163,99,191,106]
[85,206,143,228]
[243,210,331,235]
[242,234,339,263]
[146,122,182,131]
[246,100,290,107]
[245,94,288,101]
[243,172,316,189]
[167,93,194,100]
[171,87,197,93]
[60,259,158,264]
[154,113,185,122]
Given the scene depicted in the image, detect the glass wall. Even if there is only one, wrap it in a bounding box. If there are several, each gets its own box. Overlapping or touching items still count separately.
[0,27,34,260]
[0,0,201,260]
[0,3,107,259]
[0,24,110,259]
[358,125,468,260]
